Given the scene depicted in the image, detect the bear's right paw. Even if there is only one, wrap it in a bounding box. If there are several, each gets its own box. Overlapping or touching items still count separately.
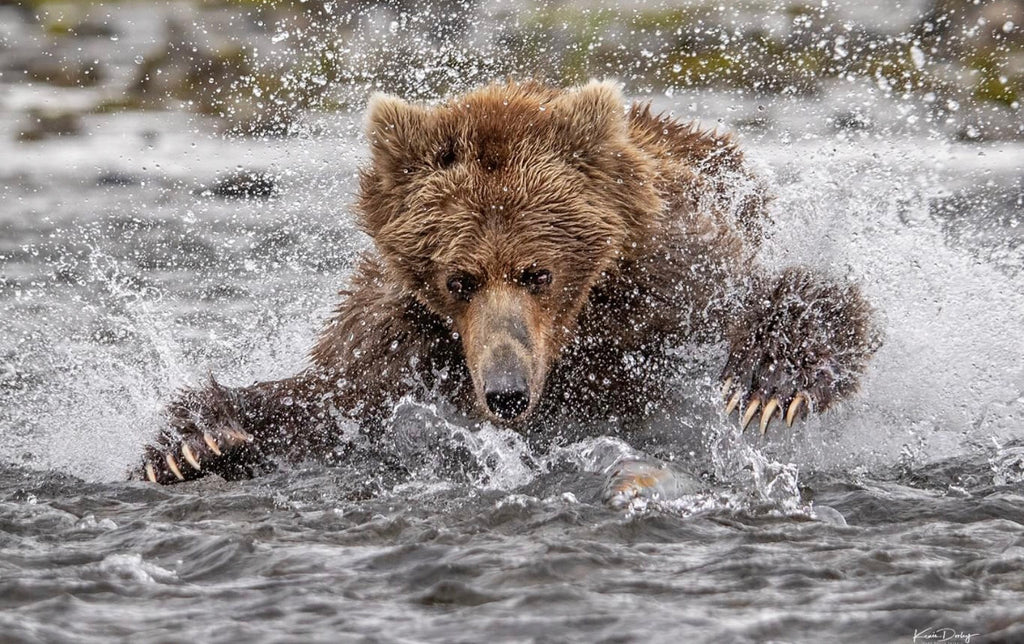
[135,425,253,485]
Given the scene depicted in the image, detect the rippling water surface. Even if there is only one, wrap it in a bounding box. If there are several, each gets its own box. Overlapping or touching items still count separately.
[2,78,1024,642]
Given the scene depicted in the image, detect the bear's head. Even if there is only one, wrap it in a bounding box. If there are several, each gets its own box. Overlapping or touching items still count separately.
[359,80,663,423]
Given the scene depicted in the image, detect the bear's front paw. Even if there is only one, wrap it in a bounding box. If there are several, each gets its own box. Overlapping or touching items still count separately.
[720,268,878,434]
[135,425,253,485]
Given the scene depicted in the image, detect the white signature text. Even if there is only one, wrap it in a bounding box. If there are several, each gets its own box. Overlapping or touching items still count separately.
[913,627,980,643]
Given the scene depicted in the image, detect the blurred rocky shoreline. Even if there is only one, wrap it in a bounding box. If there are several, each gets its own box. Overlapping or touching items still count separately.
[1,0,1022,142]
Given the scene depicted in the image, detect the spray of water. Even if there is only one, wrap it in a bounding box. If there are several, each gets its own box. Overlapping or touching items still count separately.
[4,127,1022,513]
[2,2,1022,506]
[750,139,1024,472]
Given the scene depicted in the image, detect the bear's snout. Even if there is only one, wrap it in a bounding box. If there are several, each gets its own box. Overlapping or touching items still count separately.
[460,286,549,423]
[481,347,531,420]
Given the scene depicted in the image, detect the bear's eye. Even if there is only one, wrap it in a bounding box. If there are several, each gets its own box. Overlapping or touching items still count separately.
[435,140,458,169]
[446,273,478,301]
[520,268,552,293]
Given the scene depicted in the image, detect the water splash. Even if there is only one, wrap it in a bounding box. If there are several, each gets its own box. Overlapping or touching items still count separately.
[2,106,1022,496]
[990,438,1024,486]
[746,138,1024,473]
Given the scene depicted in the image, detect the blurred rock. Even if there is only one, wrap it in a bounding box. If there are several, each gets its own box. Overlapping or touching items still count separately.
[830,109,873,132]
[200,171,279,200]
[65,16,118,39]
[17,108,82,142]
[96,171,141,187]
[116,18,300,135]
[22,53,103,88]
[126,19,247,107]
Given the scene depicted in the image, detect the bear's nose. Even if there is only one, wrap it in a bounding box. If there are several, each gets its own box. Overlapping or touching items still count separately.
[485,389,530,420]
[482,358,530,420]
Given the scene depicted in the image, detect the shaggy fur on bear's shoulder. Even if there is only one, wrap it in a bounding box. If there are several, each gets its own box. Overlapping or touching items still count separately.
[138,80,878,484]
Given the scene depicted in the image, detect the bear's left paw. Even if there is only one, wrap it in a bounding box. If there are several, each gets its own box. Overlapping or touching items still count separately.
[720,268,878,434]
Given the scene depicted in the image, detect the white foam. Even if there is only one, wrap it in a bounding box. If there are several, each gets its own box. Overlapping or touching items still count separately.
[95,553,178,585]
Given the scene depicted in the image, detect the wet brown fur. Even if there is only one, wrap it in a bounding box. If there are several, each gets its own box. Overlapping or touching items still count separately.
[139,80,877,484]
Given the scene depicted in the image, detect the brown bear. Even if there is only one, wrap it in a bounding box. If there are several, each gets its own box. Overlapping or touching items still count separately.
[137,80,878,485]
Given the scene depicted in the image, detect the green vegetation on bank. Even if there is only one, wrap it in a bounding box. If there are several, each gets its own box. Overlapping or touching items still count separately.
[6,0,1022,139]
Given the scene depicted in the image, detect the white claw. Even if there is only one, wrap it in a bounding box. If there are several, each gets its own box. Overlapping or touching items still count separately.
[741,399,760,431]
[786,394,807,427]
[760,398,779,435]
[725,391,742,416]
[166,454,185,481]
[224,427,253,444]
[721,377,733,400]
[203,432,222,456]
[145,463,157,484]
[181,443,201,470]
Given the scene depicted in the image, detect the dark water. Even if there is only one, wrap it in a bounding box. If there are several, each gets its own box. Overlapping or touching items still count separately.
[2,457,1024,642]
[3,83,1024,642]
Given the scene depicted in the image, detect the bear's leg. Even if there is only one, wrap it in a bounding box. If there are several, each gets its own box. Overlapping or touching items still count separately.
[134,376,320,484]
[720,267,879,433]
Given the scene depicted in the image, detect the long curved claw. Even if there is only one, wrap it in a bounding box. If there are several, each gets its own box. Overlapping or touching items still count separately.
[725,390,742,416]
[786,394,807,427]
[223,427,253,445]
[145,463,158,483]
[203,431,223,456]
[165,454,185,481]
[741,398,760,431]
[759,398,779,435]
[181,443,201,471]
[721,377,733,400]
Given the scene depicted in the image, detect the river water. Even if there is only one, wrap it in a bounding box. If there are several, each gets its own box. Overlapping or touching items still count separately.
[2,50,1024,644]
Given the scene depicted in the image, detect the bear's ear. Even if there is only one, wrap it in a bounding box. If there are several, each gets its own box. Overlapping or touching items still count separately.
[549,80,628,152]
[364,92,432,169]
